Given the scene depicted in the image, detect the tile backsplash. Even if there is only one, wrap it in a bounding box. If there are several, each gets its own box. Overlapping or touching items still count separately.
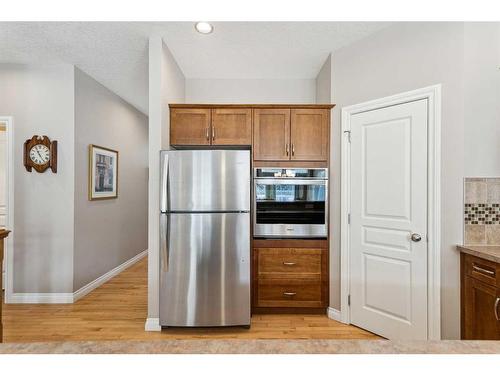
[464,177,500,245]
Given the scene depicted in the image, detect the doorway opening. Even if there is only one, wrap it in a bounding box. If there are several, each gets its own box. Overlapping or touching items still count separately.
[0,116,14,302]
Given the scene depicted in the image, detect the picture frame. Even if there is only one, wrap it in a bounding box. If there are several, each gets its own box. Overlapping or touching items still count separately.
[88,144,118,200]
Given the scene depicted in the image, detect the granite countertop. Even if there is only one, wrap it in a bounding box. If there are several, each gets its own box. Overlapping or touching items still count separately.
[1,339,500,354]
[456,245,500,263]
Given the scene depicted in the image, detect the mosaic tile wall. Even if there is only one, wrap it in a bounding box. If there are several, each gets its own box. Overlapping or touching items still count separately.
[464,178,500,245]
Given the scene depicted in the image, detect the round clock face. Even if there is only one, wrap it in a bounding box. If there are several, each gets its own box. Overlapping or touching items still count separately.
[29,144,50,165]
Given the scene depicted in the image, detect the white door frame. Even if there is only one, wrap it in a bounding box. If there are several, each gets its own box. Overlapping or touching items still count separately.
[0,116,14,302]
[340,85,441,340]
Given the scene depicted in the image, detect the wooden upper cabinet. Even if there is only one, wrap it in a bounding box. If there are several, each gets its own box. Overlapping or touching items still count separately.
[211,108,252,145]
[170,108,211,146]
[290,109,329,161]
[253,109,290,161]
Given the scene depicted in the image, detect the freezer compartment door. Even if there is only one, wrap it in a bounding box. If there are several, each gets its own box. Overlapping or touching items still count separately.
[160,150,250,212]
[160,212,250,327]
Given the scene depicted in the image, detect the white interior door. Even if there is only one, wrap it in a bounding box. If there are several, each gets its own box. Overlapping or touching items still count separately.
[349,99,428,340]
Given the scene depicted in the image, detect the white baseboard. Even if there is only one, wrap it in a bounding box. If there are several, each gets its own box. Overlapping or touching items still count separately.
[145,318,162,332]
[327,307,342,322]
[9,293,74,304]
[8,250,147,304]
[74,249,148,302]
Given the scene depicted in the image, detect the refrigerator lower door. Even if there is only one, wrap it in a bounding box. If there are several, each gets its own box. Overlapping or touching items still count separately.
[160,212,250,327]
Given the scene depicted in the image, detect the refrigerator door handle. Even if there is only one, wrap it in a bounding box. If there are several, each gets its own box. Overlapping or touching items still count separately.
[160,153,169,213]
[160,214,170,272]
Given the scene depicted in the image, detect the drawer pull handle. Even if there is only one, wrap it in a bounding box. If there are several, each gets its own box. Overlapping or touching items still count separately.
[283,292,297,297]
[472,264,495,276]
[283,262,296,266]
[495,297,500,321]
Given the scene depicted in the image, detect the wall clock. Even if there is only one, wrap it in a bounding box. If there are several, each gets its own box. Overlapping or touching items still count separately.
[23,135,58,173]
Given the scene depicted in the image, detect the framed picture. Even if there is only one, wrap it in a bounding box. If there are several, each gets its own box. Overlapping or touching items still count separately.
[88,144,118,200]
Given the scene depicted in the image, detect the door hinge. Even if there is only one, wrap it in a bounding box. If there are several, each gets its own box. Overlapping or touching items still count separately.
[347,213,351,224]
[343,130,351,143]
[348,295,351,306]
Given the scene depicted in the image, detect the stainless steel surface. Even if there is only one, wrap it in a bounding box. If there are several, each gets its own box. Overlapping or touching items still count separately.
[160,150,250,212]
[160,212,250,327]
[253,170,328,238]
[411,233,422,242]
[495,297,500,321]
[160,150,251,327]
[160,214,170,272]
[472,264,495,276]
[160,153,169,213]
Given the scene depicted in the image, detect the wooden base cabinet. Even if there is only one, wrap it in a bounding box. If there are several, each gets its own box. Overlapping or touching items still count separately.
[252,239,328,313]
[461,253,500,340]
[0,229,10,343]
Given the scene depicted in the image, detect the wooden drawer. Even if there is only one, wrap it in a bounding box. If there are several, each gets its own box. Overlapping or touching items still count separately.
[256,279,323,308]
[257,248,321,278]
[465,254,500,287]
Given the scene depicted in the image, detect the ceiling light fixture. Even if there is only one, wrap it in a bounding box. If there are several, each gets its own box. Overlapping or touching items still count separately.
[195,22,214,34]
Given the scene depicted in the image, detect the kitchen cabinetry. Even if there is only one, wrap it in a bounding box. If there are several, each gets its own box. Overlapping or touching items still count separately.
[170,106,251,146]
[253,109,290,161]
[211,108,252,145]
[170,108,211,145]
[252,239,328,313]
[253,108,329,162]
[0,229,10,343]
[290,109,329,161]
[461,252,500,340]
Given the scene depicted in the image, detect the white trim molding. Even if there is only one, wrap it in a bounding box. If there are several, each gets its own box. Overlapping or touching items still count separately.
[9,293,74,304]
[8,250,147,304]
[340,84,442,340]
[327,307,342,322]
[145,318,162,332]
[74,249,148,301]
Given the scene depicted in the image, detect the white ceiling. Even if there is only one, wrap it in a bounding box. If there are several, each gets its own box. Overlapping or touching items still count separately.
[0,22,390,114]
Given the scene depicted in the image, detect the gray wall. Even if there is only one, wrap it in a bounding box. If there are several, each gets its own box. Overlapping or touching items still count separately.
[0,63,75,293]
[463,22,500,176]
[331,22,466,339]
[185,78,316,104]
[74,67,148,291]
[315,54,332,103]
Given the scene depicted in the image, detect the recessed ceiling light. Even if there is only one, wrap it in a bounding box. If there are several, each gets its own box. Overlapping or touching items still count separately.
[195,22,214,34]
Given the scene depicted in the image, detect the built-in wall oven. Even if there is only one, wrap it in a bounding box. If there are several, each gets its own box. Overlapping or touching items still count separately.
[253,168,328,238]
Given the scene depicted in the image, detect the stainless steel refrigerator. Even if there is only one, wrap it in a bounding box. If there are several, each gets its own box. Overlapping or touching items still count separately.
[159,150,251,327]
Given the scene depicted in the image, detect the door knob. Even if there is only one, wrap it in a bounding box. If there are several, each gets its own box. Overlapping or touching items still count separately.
[411,233,422,242]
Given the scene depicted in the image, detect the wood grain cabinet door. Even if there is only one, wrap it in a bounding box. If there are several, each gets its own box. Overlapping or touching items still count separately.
[211,108,252,145]
[170,108,211,145]
[290,109,329,161]
[463,276,500,339]
[253,109,290,161]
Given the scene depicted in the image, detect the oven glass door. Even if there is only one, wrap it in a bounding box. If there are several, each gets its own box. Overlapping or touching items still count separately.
[255,180,326,225]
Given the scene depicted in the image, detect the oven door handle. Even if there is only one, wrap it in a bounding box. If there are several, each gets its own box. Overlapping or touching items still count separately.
[254,178,327,185]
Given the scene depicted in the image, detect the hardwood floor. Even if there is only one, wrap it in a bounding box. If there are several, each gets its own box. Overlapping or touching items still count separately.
[2,257,379,343]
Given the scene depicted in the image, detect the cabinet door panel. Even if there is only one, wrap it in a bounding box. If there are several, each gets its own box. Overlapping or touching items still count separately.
[170,108,210,145]
[212,108,252,145]
[463,276,500,339]
[290,109,329,161]
[253,109,290,161]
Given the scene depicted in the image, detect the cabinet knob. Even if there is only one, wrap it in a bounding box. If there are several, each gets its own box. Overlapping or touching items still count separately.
[283,292,297,297]
[283,262,296,266]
